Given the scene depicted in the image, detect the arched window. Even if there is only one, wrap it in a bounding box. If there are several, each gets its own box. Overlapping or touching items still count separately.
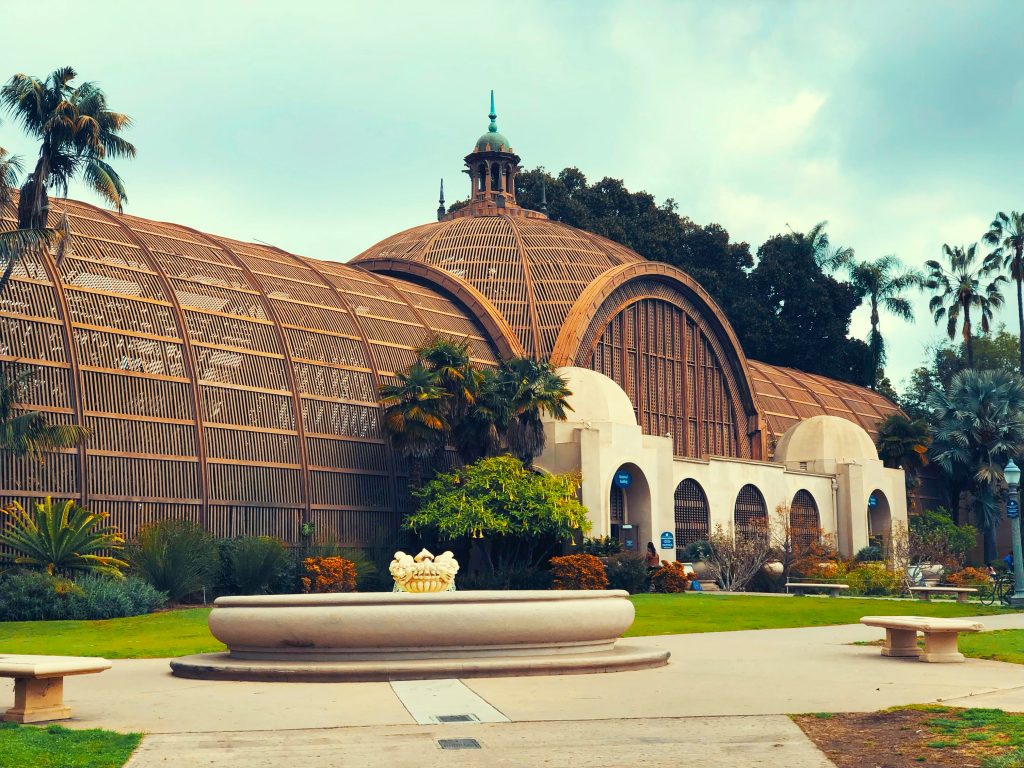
[733,484,767,542]
[674,479,709,560]
[477,163,487,192]
[491,162,501,191]
[790,490,820,550]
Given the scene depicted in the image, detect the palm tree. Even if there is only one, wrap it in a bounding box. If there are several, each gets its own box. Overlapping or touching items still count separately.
[1,364,88,460]
[876,413,931,474]
[416,336,476,426]
[928,368,1024,564]
[983,212,1024,374]
[2,67,135,230]
[923,243,1005,369]
[801,220,854,271]
[846,256,919,388]
[379,364,449,486]
[0,497,126,577]
[456,368,511,463]
[495,357,573,468]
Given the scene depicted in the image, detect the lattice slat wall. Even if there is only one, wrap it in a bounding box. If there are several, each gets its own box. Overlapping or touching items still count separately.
[590,296,744,459]
[0,198,498,546]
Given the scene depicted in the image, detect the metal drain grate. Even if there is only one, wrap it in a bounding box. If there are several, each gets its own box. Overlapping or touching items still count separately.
[433,714,479,723]
[438,738,482,750]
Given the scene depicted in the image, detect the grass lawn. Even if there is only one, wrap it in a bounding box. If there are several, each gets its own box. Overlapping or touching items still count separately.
[625,593,1017,637]
[0,594,1015,658]
[0,608,223,658]
[0,722,140,768]
[961,629,1024,665]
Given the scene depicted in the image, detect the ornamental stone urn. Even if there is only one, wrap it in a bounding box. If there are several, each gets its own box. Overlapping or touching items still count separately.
[389,549,459,593]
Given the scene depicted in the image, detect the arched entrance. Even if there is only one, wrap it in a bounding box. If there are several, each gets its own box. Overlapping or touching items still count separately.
[790,490,820,550]
[868,489,891,548]
[674,479,710,560]
[609,463,651,554]
[733,484,768,543]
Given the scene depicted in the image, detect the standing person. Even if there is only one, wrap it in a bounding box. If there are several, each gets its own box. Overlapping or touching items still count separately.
[645,542,660,569]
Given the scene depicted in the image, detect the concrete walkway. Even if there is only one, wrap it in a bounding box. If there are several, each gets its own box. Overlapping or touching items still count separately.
[38,612,1024,767]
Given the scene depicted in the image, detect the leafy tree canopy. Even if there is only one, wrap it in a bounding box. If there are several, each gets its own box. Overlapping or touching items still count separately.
[454,167,873,386]
[405,455,590,571]
[900,327,1020,419]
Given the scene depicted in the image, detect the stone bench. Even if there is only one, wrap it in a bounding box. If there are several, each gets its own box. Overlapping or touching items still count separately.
[0,655,111,723]
[785,582,849,597]
[860,616,983,663]
[910,586,979,603]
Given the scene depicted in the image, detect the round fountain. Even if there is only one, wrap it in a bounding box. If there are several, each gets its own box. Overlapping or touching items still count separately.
[170,550,669,682]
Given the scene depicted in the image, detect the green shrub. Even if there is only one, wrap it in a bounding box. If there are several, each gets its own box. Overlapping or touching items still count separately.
[910,508,977,569]
[855,545,884,562]
[604,553,649,593]
[0,570,165,621]
[128,519,218,603]
[580,536,621,557]
[679,539,711,561]
[0,570,77,620]
[67,574,166,618]
[845,563,903,596]
[224,537,289,595]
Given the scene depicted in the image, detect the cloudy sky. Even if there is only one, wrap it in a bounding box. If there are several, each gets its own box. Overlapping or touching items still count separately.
[3,1,1022,391]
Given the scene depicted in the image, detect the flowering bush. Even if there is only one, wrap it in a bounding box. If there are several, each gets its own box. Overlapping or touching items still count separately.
[549,554,608,590]
[947,566,991,587]
[650,561,691,593]
[801,560,849,581]
[301,556,357,593]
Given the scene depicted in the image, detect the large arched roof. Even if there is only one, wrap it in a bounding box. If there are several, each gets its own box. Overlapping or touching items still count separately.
[350,213,641,359]
[747,360,901,452]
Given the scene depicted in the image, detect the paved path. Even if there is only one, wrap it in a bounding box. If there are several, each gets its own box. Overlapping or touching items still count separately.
[35,612,1024,767]
[126,717,834,768]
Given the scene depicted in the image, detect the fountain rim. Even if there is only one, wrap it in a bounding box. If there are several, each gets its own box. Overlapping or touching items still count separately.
[211,589,631,608]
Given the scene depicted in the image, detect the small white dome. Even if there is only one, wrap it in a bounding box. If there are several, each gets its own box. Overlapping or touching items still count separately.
[554,367,637,426]
[774,415,878,463]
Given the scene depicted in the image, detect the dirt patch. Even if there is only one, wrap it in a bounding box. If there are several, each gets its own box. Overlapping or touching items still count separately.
[793,708,1022,768]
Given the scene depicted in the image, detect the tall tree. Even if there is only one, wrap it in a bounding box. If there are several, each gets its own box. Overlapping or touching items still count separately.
[1,364,88,460]
[2,67,135,230]
[379,364,449,487]
[494,357,572,469]
[923,243,1005,369]
[983,211,1024,374]
[741,226,872,385]
[927,368,1024,564]
[846,255,920,388]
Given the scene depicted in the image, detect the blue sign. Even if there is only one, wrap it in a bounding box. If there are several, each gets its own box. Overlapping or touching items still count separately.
[613,470,632,489]
[1009,499,1020,520]
[868,494,878,508]
[660,531,675,550]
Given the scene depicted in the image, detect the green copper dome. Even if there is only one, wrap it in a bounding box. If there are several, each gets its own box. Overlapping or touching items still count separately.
[473,90,512,153]
[475,130,511,152]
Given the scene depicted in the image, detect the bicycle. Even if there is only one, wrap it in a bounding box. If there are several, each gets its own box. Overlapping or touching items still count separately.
[979,572,1015,606]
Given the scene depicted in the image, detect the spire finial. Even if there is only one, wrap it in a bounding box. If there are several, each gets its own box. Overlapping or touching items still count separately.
[488,90,497,133]
[437,178,446,222]
[540,181,548,214]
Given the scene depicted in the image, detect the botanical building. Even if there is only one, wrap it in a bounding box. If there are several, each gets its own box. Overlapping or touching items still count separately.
[0,101,907,557]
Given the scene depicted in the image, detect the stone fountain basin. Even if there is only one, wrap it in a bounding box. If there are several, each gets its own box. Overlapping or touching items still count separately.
[170,589,669,681]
